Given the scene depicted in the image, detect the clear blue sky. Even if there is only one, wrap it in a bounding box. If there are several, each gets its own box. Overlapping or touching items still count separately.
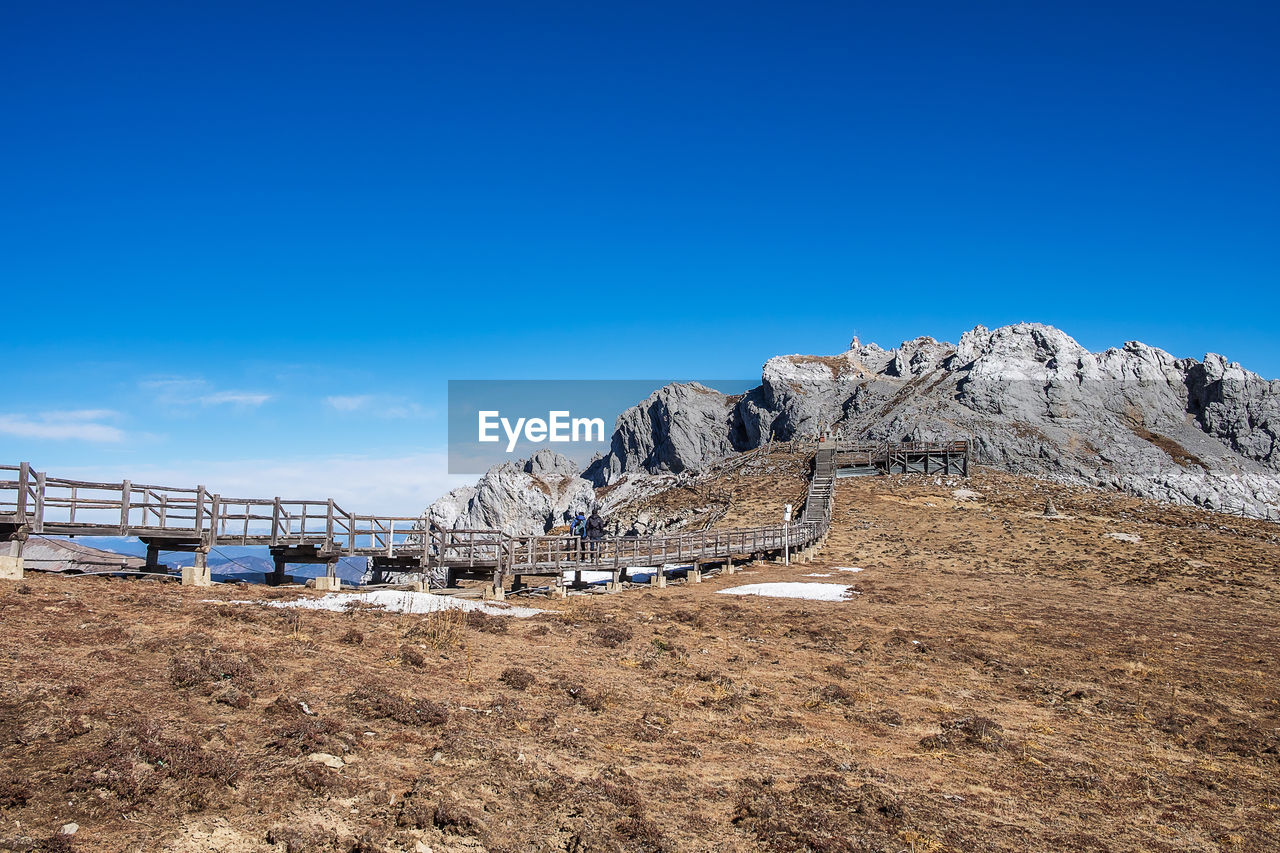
[2,1,1277,510]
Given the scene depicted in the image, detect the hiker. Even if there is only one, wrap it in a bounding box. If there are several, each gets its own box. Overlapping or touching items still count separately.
[570,511,586,536]
[585,509,606,561]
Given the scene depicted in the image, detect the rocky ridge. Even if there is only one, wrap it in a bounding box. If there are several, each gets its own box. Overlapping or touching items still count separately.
[428,323,1280,529]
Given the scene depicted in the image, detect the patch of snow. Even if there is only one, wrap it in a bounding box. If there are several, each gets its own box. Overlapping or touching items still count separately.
[234,590,544,618]
[619,564,694,583]
[717,582,856,602]
[952,488,982,501]
[560,569,615,585]
[1105,532,1142,543]
[834,566,864,573]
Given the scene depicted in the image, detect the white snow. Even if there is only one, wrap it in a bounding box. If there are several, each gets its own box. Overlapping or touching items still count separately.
[952,488,982,501]
[559,569,615,584]
[834,566,864,573]
[615,564,694,584]
[1105,532,1142,543]
[236,590,545,618]
[717,582,856,602]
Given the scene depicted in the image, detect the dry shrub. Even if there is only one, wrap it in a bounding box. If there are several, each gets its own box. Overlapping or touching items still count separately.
[614,815,667,849]
[433,799,483,834]
[500,667,535,691]
[265,825,324,853]
[293,763,354,795]
[407,609,467,649]
[399,645,427,668]
[340,629,364,645]
[875,709,903,726]
[214,685,251,709]
[346,685,448,727]
[268,714,344,755]
[593,625,632,649]
[601,779,644,809]
[397,776,483,835]
[670,608,706,627]
[204,604,260,624]
[168,648,258,695]
[815,683,852,706]
[633,711,672,743]
[919,716,1005,752]
[824,662,849,679]
[3,834,81,853]
[0,776,31,809]
[733,774,908,852]
[884,629,930,654]
[565,683,610,712]
[467,611,509,634]
[698,674,746,711]
[69,718,242,808]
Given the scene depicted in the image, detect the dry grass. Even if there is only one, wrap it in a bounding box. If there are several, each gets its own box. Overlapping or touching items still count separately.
[0,468,1277,851]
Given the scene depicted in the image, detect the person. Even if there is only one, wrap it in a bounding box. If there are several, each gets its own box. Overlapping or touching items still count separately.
[585,509,606,562]
[570,511,586,536]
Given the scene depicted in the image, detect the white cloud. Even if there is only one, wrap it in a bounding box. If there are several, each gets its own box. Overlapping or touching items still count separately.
[199,391,271,407]
[141,377,271,408]
[325,395,374,412]
[325,394,432,419]
[57,452,474,516]
[0,410,125,442]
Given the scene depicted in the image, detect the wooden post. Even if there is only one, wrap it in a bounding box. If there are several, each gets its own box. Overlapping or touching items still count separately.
[207,495,220,549]
[195,486,206,536]
[33,471,45,534]
[16,462,29,523]
[119,479,131,534]
[325,498,335,551]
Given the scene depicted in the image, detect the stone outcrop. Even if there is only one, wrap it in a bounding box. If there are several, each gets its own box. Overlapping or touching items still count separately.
[426,324,1280,525]
[427,449,594,535]
[584,382,741,483]
[592,323,1280,518]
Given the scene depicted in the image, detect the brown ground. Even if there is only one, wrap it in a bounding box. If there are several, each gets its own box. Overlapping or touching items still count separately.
[1,468,1278,852]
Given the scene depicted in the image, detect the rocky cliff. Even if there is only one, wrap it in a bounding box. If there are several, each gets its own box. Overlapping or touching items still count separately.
[427,449,594,535]
[430,324,1280,528]
[592,323,1280,517]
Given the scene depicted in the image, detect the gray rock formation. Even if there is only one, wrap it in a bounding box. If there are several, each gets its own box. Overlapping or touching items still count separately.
[593,323,1280,518]
[584,382,740,483]
[428,449,594,535]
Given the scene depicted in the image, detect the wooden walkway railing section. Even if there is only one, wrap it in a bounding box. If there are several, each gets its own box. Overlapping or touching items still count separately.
[0,458,834,592]
[832,439,970,477]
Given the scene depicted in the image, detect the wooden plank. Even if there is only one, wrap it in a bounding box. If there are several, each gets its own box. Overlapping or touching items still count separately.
[33,471,45,534]
[120,480,132,534]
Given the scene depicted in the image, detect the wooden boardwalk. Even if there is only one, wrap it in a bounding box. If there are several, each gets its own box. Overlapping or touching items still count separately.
[1,441,966,591]
[833,439,970,477]
[0,460,831,593]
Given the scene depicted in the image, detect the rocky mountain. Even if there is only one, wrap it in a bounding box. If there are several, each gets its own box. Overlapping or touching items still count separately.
[427,448,594,535]
[583,382,741,484]
[431,324,1280,527]
[589,323,1280,518]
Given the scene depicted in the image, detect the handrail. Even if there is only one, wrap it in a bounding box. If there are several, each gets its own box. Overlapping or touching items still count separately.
[2,459,836,576]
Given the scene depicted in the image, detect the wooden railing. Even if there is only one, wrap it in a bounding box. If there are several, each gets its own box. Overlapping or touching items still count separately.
[2,460,832,579]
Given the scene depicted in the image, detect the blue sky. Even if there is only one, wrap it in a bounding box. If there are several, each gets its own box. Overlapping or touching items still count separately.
[2,0,1277,511]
